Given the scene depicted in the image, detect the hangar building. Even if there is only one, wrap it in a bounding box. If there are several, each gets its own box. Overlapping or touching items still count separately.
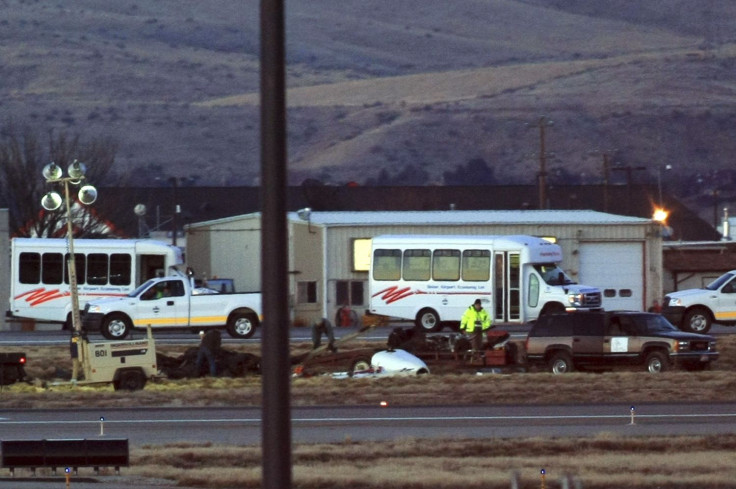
[185,209,662,327]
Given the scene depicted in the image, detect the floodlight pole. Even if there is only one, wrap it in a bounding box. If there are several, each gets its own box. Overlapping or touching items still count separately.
[42,162,97,333]
[62,178,82,333]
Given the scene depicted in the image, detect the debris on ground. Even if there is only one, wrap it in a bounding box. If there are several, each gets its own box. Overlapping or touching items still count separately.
[157,348,260,378]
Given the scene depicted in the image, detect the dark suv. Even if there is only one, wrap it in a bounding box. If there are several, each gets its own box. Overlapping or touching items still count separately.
[525,311,718,374]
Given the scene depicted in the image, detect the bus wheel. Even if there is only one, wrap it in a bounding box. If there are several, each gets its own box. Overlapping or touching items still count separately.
[415,309,441,332]
[540,303,565,316]
[227,313,257,339]
[102,314,132,340]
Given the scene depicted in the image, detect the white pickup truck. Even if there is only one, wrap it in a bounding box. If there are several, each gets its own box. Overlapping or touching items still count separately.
[82,271,262,339]
[663,270,736,334]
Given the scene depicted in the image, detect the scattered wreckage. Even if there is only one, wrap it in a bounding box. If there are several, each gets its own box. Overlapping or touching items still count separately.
[160,325,522,380]
[292,326,523,378]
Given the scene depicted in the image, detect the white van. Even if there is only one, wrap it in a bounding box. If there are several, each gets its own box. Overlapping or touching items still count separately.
[8,238,183,328]
[369,234,602,331]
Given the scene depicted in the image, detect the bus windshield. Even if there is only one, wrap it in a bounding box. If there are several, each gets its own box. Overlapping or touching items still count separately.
[534,264,576,285]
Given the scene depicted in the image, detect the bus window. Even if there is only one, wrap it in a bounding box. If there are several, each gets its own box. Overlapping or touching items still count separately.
[373,249,402,281]
[42,253,64,284]
[19,252,41,284]
[87,253,109,285]
[433,249,460,281]
[64,253,86,285]
[462,249,490,281]
[528,273,540,307]
[110,253,132,285]
[403,249,431,281]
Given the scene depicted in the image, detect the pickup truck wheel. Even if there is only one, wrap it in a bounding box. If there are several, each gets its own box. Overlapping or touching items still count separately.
[682,308,711,334]
[645,351,669,373]
[227,313,257,339]
[548,351,574,374]
[101,314,132,340]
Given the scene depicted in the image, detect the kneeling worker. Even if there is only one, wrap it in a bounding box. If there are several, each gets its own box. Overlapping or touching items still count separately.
[460,298,492,351]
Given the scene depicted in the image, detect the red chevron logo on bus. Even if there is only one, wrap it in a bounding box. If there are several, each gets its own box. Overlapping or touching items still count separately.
[372,286,416,304]
[15,288,68,307]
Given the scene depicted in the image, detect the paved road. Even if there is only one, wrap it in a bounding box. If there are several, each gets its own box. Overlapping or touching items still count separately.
[1,403,736,446]
[3,402,734,488]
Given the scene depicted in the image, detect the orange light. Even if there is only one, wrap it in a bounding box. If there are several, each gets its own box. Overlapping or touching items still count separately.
[653,207,669,223]
[380,401,388,407]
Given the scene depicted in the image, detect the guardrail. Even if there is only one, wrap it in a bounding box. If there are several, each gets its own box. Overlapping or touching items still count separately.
[1,438,129,476]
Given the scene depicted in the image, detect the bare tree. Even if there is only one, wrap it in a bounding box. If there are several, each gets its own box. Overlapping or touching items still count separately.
[0,125,119,237]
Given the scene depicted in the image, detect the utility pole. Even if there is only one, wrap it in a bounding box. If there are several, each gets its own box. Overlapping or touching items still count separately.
[602,154,610,213]
[531,116,553,210]
[612,164,646,215]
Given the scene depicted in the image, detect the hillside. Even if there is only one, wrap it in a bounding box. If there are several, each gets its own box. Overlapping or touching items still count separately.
[2,0,736,220]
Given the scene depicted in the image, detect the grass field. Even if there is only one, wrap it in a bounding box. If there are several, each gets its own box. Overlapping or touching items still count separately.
[1,336,734,488]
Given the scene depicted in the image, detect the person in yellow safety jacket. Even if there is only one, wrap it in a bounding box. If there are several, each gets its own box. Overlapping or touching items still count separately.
[460,298,492,351]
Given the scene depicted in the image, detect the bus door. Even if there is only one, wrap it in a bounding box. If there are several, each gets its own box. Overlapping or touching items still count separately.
[494,252,521,323]
[138,254,166,284]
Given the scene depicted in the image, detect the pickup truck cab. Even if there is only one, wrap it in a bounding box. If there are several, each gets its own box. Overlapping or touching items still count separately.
[82,271,262,340]
[663,270,736,333]
[525,311,718,373]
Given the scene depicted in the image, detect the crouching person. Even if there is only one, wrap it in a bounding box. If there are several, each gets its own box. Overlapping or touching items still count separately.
[311,318,337,352]
[196,329,222,377]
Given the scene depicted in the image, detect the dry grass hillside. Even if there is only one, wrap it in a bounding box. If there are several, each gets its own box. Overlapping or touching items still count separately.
[3,0,736,214]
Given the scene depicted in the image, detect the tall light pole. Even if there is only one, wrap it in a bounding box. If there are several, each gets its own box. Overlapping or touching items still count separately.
[41,160,98,332]
[168,177,181,247]
[657,164,673,207]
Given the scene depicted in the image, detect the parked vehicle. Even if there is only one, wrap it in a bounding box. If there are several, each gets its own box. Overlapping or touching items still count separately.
[525,311,718,374]
[75,327,158,390]
[82,269,262,339]
[369,234,602,332]
[8,238,182,329]
[0,353,27,385]
[663,270,736,333]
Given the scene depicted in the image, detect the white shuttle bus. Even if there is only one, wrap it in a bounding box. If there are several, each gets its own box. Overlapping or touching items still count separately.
[8,238,183,328]
[369,234,602,331]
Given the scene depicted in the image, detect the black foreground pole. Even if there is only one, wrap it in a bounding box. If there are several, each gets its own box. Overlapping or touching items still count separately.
[259,0,292,488]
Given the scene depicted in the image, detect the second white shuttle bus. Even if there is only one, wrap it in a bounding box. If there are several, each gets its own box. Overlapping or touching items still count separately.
[8,238,183,328]
[369,234,602,331]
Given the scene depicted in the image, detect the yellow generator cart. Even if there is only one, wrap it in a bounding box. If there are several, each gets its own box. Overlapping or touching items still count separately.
[78,326,158,391]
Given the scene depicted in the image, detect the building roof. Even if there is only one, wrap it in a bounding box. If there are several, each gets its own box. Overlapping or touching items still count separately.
[286,209,652,227]
[663,241,736,273]
[91,183,718,241]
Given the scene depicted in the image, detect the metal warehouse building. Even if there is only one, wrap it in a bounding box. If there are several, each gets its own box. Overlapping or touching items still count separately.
[185,210,662,326]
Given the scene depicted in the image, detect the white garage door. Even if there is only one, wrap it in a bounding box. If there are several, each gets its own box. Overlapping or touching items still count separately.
[578,242,644,311]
